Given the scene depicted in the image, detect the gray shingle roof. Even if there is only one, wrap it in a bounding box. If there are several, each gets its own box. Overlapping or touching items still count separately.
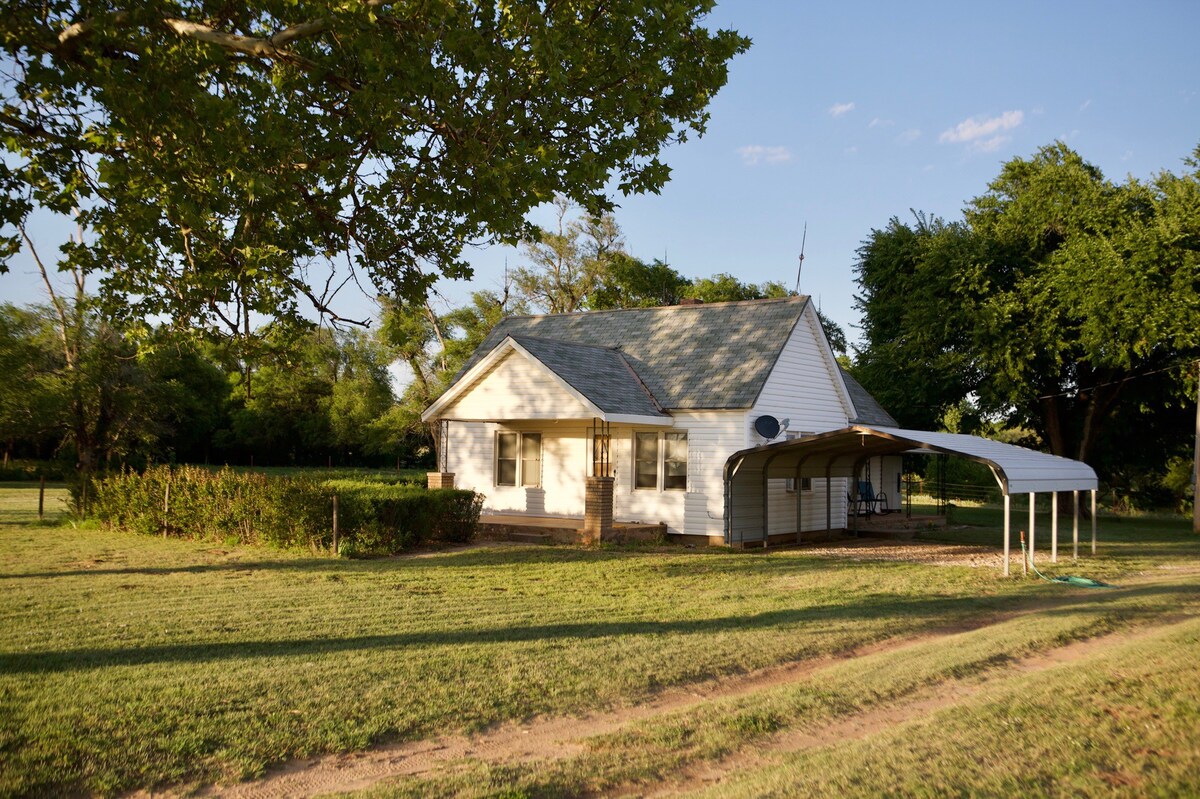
[840,369,899,426]
[457,297,812,410]
[510,335,668,419]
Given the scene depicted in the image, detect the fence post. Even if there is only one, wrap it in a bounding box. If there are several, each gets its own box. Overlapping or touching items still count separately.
[332,494,339,555]
[38,475,45,520]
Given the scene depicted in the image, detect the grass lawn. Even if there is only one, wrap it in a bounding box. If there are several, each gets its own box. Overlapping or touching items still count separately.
[1,483,1197,797]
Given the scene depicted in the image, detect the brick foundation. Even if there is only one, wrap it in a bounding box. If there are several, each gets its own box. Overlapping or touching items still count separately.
[583,476,614,544]
[426,472,455,489]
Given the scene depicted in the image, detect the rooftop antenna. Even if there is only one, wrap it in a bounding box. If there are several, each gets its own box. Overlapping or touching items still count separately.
[793,222,807,295]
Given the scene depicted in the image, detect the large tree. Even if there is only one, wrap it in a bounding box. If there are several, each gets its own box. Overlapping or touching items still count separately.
[0,1,748,340]
[853,142,1200,472]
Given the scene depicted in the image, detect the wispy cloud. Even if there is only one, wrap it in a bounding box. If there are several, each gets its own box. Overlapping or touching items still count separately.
[897,128,921,144]
[828,102,856,118]
[1079,99,1092,112]
[939,110,1024,151]
[869,117,894,128]
[737,145,793,166]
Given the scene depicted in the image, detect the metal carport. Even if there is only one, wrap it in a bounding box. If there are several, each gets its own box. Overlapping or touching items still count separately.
[723,425,1099,576]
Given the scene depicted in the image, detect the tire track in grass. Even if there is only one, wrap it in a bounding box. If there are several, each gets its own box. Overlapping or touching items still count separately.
[629,614,1200,799]
[162,622,987,799]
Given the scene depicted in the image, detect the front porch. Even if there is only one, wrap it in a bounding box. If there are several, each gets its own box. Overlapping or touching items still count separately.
[478,513,668,545]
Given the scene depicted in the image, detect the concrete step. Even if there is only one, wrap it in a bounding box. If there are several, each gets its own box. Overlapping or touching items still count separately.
[507,531,554,544]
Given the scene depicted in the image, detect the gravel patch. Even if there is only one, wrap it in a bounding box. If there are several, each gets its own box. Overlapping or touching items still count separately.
[800,537,1005,569]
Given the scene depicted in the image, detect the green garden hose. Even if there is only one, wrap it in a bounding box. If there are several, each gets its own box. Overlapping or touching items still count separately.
[1019,531,1116,588]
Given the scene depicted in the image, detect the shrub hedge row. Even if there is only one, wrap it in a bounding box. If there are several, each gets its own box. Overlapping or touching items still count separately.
[91,466,482,555]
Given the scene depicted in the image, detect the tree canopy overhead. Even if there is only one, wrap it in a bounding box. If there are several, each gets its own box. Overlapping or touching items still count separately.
[0,1,748,338]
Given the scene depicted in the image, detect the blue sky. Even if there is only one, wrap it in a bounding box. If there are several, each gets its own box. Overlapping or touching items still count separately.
[459,0,1200,346]
[6,1,1200,349]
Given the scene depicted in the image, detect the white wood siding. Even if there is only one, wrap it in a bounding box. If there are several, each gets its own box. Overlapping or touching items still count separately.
[741,304,855,536]
[748,304,854,441]
[446,421,589,517]
[439,350,592,421]
[612,411,742,537]
[447,412,743,537]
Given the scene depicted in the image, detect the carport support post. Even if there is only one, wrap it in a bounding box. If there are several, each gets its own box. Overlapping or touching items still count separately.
[760,465,769,547]
[1003,493,1011,577]
[1072,490,1080,560]
[795,460,805,545]
[1091,489,1098,555]
[1051,492,1058,563]
[1028,493,1036,570]
[825,462,833,536]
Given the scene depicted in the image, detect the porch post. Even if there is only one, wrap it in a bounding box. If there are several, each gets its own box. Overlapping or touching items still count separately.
[583,476,615,544]
[1051,491,1058,563]
[427,472,455,489]
[1003,493,1011,577]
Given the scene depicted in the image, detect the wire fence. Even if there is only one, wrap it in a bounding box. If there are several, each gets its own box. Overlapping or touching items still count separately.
[906,477,1002,507]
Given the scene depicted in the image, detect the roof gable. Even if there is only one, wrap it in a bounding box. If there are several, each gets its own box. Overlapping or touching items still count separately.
[511,336,668,419]
[454,297,812,410]
[432,345,594,421]
[839,369,899,427]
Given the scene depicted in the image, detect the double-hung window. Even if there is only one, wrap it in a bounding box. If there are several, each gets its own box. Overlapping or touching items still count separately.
[634,432,658,489]
[495,431,541,487]
[633,431,688,491]
[663,432,688,490]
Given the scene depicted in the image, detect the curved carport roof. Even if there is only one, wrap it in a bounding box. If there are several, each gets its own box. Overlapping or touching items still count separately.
[726,425,1097,493]
[723,425,1098,574]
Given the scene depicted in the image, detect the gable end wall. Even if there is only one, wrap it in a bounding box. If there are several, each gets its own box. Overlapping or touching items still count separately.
[741,304,855,535]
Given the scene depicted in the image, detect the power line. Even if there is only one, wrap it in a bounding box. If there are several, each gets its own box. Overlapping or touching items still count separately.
[1035,360,1194,401]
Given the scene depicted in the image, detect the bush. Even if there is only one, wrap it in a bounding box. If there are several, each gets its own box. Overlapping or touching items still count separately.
[325,480,482,554]
[91,467,480,554]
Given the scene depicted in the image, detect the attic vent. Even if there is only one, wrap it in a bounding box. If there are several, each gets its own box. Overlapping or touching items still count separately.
[677,298,704,306]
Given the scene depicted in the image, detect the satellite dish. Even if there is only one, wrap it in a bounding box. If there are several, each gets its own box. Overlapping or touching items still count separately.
[754,415,781,439]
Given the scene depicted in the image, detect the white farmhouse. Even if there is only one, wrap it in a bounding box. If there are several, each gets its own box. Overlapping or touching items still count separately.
[422,296,902,545]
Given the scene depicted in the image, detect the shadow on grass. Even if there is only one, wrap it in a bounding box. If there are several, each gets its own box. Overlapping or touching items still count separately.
[0,544,649,580]
[4,581,1196,676]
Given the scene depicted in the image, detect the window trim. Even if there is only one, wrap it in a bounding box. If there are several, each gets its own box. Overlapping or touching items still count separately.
[632,429,688,492]
[634,431,659,490]
[495,430,542,488]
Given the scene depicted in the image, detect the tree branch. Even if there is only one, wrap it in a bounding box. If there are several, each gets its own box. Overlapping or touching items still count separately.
[285,275,371,329]
[19,224,74,369]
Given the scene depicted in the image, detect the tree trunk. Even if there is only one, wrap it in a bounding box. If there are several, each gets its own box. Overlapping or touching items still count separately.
[1040,394,1069,457]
